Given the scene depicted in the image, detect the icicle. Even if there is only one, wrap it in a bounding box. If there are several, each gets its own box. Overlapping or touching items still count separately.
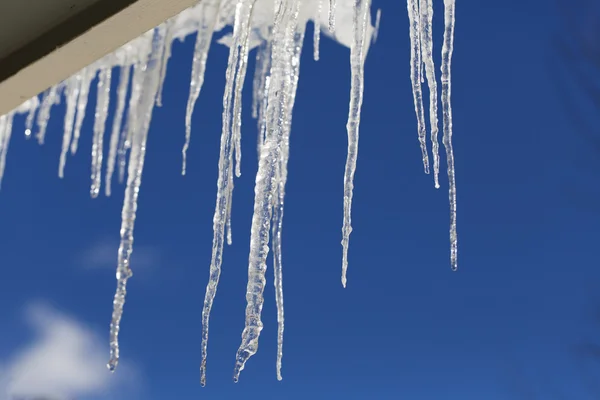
[233,0,301,383]
[108,26,166,373]
[90,68,112,198]
[407,0,430,174]
[314,0,322,61]
[119,47,150,184]
[372,9,381,43]
[59,76,82,178]
[71,68,96,155]
[182,0,222,176]
[0,113,14,189]
[418,0,440,188]
[441,0,457,270]
[341,0,370,288]
[252,35,273,153]
[200,0,256,386]
[36,85,59,145]
[328,0,336,32]
[156,21,175,107]
[273,24,305,382]
[106,64,132,196]
[24,97,39,139]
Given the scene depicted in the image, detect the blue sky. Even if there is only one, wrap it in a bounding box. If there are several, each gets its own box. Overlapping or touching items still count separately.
[1,0,600,399]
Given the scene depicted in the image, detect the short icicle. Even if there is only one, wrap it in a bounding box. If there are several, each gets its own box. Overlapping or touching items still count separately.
[233,0,301,383]
[406,0,430,174]
[419,0,440,188]
[106,64,132,196]
[108,26,167,373]
[182,0,222,176]
[199,0,256,387]
[341,0,370,288]
[71,68,96,155]
[314,0,322,61]
[0,113,14,189]
[59,75,82,178]
[441,0,458,270]
[91,68,112,198]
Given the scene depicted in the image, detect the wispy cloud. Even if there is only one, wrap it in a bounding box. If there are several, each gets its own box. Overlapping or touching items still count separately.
[0,302,140,400]
[77,237,160,271]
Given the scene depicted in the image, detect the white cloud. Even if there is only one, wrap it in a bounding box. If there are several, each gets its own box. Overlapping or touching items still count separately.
[78,238,160,271]
[0,302,140,400]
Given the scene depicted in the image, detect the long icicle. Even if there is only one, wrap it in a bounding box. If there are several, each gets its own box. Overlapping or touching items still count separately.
[419,0,440,188]
[59,76,82,178]
[341,0,370,288]
[91,68,112,198]
[182,0,222,176]
[441,0,457,270]
[200,0,256,387]
[233,0,300,383]
[272,24,305,382]
[407,0,429,174]
[108,26,166,373]
[106,64,132,196]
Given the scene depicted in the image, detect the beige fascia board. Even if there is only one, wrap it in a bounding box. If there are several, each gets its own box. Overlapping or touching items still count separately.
[0,0,199,115]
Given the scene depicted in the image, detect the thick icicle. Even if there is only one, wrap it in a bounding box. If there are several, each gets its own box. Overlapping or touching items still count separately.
[59,76,82,178]
[233,0,300,383]
[200,0,256,387]
[441,0,457,270]
[71,68,96,155]
[407,0,430,174]
[108,27,166,373]
[0,113,14,189]
[90,68,112,198]
[314,0,322,61]
[106,64,132,196]
[328,0,336,32]
[182,0,222,176]
[341,0,370,288]
[36,86,60,145]
[419,0,440,188]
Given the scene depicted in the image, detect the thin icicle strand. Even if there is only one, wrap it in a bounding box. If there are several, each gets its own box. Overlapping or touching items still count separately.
[36,86,59,145]
[314,0,322,61]
[59,76,82,178]
[108,27,166,373]
[24,97,39,139]
[341,0,370,288]
[156,21,175,107]
[441,0,457,270]
[407,0,430,174]
[252,35,273,153]
[71,68,96,155]
[106,64,132,196]
[90,68,112,198]
[233,0,300,383]
[373,8,381,43]
[182,0,222,176]
[419,0,440,188]
[328,0,336,32]
[231,1,257,179]
[0,113,14,189]
[200,0,256,387]
[272,25,305,382]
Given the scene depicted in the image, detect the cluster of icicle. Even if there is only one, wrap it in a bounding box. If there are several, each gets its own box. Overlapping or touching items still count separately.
[0,0,456,384]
